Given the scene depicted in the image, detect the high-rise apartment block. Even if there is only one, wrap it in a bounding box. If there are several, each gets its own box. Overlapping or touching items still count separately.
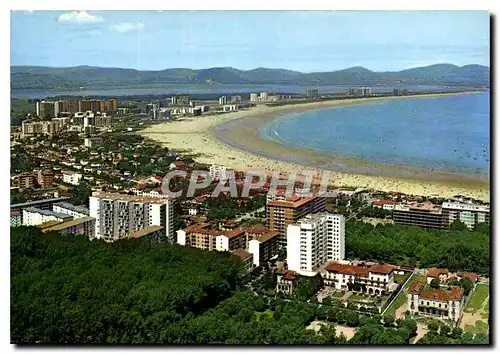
[266,194,326,249]
[441,201,490,230]
[286,212,345,276]
[89,192,175,243]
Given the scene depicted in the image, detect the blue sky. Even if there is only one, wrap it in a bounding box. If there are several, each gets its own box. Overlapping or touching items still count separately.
[11,10,490,72]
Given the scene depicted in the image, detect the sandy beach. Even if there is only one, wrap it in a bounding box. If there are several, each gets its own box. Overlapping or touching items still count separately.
[140,93,490,201]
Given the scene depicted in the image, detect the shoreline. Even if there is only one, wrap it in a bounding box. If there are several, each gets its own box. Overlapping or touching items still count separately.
[140,92,490,201]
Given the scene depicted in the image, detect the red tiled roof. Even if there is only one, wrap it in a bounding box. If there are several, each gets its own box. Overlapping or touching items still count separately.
[457,271,478,283]
[427,267,449,278]
[10,210,20,216]
[135,185,146,190]
[408,281,425,294]
[420,287,464,301]
[373,199,396,206]
[255,230,280,243]
[185,223,211,233]
[282,270,296,281]
[246,223,268,235]
[325,263,369,277]
[369,264,394,274]
[224,228,246,239]
[153,175,164,181]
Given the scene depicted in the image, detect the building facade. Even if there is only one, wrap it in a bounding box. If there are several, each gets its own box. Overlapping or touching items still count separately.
[38,216,96,238]
[53,202,90,219]
[22,207,73,226]
[89,192,175,243]
[248,229,280,267]
[266,195,326,249]
[407,281,465,323]
[322,262,396,295]
[393,202,445,229]
[441,201,490,229]
[286,212,345,276]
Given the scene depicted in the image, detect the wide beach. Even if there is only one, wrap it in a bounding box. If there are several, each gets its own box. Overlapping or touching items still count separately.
[140,93,490,201]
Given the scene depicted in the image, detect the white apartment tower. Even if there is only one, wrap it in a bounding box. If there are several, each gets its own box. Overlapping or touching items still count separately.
[287,212,345,276]
[218,96,227,105]
[89,192,175,243]
[250,93,259,102]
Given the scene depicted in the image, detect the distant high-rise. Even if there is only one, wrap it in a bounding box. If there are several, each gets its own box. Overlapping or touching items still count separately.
[218,95,227,105]
[36,101,58,119]
[306,88,319,98]
[250,93,259,102]
[107,98,118,112]
[259,92,268,102]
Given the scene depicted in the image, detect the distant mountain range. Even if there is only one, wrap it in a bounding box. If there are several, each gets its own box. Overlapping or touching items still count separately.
[10,64,490,90]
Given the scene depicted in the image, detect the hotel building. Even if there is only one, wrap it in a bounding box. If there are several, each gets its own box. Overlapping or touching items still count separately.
[89,192,175,243]
[248,229,280,267]
[286,212,345,276]
[393,201,445,229]
[441,201,490,230]
[267,195,326,249]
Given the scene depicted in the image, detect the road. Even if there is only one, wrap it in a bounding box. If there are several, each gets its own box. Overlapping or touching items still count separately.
[235,206,265,222]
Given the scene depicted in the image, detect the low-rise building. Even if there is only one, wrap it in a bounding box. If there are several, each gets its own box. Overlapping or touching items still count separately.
[456,271,478,284]
[22,207,73,226]
[407,281,465,323]
[426,267,449,284]
[53,202,90,218]
[322,262,396,295]
[276,270,297,296]
[10,210,21,227]
[16,172,37,189]
[248,229,280,267]
[37,216,96,238]
[62,171,83,186]
[126,225,165,243]
[230,248,253,272]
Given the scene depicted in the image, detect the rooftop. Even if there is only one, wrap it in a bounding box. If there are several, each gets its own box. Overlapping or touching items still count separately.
[38,216,96,233]
[325,263,370,277]
[254,230,280,243]
[419,287,464,301]
[408,281,426,294]
[91,192,171,203]
[54,202,89,215]
[267,196,319,208]
[427,267,449,278]
[369,264,394,274]
[127,225,164,239]
[24,207,73,220]
[230,248,252,260]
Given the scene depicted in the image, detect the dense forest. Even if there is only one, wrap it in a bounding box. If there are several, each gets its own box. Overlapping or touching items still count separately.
[345,221,490,275]
[11,227,242,344]
[11,226,489,344]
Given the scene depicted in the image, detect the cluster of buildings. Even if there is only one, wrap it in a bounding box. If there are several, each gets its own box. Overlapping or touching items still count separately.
[14,169,54,189]
[374,198,490,230]
[348,87,372,96]
[36,99,118,118]
[249,92,292,103]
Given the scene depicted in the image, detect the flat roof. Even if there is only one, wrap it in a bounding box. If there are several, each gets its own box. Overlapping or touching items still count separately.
[91,192,171,203]
[39,217,95,232]
[267,196,319,208]
[24,207,73,220]
[127,225,164,239]
[10,196,71,210]
[54,202,89,215]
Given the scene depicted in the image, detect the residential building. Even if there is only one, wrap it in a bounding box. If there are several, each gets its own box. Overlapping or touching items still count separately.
[218,96,227,105]
[21,119,64,138]
[107,98,118,112]
[266,194,326,249]
[259,92,268,102]
[456,271,478,284]
[209,165,230,181]
[22,207,73,226]
[36,100,58,118]
[37,169,54,188]
[393,201,445,229]
[89,192,175,243]
[441,201,490,230]
[372,199,397,210]
[10,210,21,227]
[407,281,465,323]
[306,88,319,97]
[426,268,449,284]
[230,95,242,103]
[127,225,165,243]
[53,202,90,218]
[84,137,104,148]
[230,249,253,272]
[287,212,345,276]
[62,171,83,186]
[348,87,372,97]
[276,270,297,296]
[16,172,37,189]
[248,229,280,267]
[37,216,96,238]
[215,229,247,251]
[10,197,71,219]
[177,223,246,252]
[250,93,259,102]
[322,262,396,295]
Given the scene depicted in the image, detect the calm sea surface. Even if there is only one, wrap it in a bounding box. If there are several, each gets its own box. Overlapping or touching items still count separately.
[11,84,476,99]
[260,92,490,178]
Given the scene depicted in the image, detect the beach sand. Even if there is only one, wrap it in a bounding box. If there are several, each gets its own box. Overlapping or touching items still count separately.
[140,93,490,201]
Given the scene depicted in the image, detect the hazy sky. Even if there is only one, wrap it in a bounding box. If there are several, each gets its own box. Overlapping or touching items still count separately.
[11,10,490,71]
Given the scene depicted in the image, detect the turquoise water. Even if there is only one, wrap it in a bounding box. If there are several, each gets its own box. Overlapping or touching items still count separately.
[260,92,490,179]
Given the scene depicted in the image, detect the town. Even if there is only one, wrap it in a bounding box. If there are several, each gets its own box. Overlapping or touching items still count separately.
[10,89,490,344]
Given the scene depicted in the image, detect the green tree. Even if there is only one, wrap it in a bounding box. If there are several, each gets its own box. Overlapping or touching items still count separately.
[458,278,474,296]
[450,220,469,231]
[459,331,474,344]
[473,333,489,344]
[451,327,463,339]
[427,320,440,332]
[430,278,440,289]
[383,314,395,327]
